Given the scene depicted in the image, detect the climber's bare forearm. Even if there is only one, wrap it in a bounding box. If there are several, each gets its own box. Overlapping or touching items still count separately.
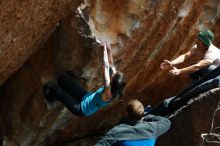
[102,43,110,86]
[179,60,211,74]
[171,50,193,66]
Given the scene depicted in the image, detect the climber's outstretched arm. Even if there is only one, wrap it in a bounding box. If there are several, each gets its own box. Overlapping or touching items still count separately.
[102,42,111,87]
[102,42,112,101]
[106,43,116,78]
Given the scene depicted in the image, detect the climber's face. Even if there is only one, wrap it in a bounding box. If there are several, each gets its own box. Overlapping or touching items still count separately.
[196,39,208,53]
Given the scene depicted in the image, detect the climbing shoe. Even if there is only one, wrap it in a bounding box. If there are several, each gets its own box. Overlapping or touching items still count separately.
[43,81,57,101]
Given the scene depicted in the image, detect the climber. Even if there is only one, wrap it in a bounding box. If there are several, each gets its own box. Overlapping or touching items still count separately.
[161,29,220,81]
[43,41,126,117]
[95,99,171,146]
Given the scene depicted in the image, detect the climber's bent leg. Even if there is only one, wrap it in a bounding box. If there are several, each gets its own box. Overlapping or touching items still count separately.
[57,74,88,100]
[44,82,84,116]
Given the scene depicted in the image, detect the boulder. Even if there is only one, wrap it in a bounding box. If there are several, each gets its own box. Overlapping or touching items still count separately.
[0,0,220,145]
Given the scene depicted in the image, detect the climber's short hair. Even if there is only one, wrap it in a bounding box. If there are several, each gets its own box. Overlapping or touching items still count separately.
[110,71,126,99]
[126,99,144,121]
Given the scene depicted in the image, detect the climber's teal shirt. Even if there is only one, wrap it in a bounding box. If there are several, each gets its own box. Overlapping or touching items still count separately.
[81,87,109,116]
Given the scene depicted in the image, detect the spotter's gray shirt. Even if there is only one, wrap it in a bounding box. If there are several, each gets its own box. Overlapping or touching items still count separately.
[95,114,171,146]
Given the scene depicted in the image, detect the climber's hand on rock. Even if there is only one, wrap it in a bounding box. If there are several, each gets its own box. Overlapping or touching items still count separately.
[106,42,112,50]
[94,36,104,47]
[102,41,107,51]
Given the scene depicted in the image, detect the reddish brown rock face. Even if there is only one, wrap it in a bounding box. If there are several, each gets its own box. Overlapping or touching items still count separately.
[0,0,82,86]
[0,0,220,145]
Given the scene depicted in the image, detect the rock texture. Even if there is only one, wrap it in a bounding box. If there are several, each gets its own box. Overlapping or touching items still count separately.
[0,0,220,146]
[157,88,220,146]
[0,0,82,85]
